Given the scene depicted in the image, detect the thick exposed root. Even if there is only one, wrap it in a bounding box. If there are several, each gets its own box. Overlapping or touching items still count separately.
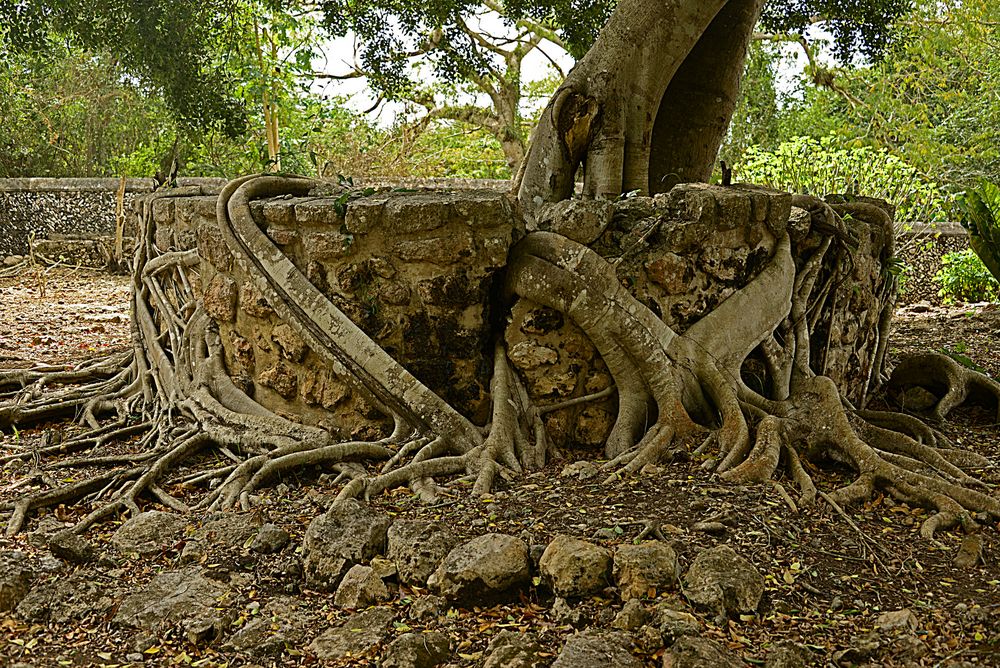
[1,179,996,548]
[888,351,1000,423]
[0,177,542,533]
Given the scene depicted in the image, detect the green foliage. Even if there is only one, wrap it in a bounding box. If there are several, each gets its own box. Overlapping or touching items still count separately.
[0,46,179,177]
[737,135,954,224]
[721,41,783,168]
[934,249,1000,304]
[957,180,1000,285]
[776,0,1000,190]
[760,0,913,63]
[0,0,250,135]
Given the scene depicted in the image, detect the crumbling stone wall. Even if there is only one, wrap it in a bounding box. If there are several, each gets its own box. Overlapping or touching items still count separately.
[150,187,520,437]
[504,185,892,451]
[143,183,893,451]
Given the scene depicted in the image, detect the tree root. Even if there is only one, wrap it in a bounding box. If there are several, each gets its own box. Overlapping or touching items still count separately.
[0,177,547,534]
[1,178,996,547]
[887,351,1000,423]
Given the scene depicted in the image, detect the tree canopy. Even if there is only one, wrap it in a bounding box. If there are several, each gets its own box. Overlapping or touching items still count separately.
[1,0,913,151]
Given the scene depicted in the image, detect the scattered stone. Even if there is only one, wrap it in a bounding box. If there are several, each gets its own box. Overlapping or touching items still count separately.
[663,636,744,668]
[16,575,114,623]
[551,597,587,628]
[251,524,290,554]
[833,632,881,664]
[900,386,938,411]
[302,499,391,591]
[409,595,447,621]
[48,532,96,564]
[381,632,450,668]
[539,534,611,598]
[110,511,187,555]
[427,533,530,602]
[113,568,229,635]
[612,599,649,631]
[370,556,398,580]
[765,640,810,668]
[654,604,700,644]
[484,630,551,668]
[224,617,293,659]
[0,552,35,612]
[889,634,929,661]
[613,541,678,600]
[627,625,659,656]
[954,534,983,568]
[387,520,458,587]
[308,606,394,661]
[334,564,390,608]
[558,460,599,480]
[682,546,763,618]
[27,517,71,548]
[551,631,641,668]
[690,521,727,535]
[877,608,918,632]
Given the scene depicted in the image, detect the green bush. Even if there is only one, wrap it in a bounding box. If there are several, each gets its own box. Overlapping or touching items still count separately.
[934,249,1000,303]
[958,179,1000,284]
[737,135,956,226]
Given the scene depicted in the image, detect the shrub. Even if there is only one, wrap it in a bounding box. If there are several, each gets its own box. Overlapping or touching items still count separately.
[934,249,1000,303]
[737,135,956,227]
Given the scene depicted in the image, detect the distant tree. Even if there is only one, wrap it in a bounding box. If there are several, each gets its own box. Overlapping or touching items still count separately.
[775,0,1000,188]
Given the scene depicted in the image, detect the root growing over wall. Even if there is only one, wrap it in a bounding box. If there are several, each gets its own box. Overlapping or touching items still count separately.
[2,176,998,542]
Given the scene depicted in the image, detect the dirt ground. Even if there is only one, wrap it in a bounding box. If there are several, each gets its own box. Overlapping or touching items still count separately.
[1,267,999,667]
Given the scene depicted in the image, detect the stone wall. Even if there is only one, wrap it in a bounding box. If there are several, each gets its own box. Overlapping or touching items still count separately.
[0,177,970,305]
[150,185,520,436]
[896,223,970,304]
[0,178,226,260]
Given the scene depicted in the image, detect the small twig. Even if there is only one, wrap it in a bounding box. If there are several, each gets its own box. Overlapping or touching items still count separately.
[818,489,889,572]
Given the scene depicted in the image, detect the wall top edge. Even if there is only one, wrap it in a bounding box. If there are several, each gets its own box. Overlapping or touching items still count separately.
[0,177,229,194]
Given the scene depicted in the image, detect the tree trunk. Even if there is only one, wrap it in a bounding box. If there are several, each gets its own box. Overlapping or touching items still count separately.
[518,0,729,213]
[648,0,765,191]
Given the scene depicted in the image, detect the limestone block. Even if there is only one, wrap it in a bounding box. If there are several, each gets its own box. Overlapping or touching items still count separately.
[395,230,474,265]
[384,193,451,234]
[197,225,233,272]
[303,231,355,261]
[174,196,218,228]
[271,323,308,362]
[295,200,345,226]
[343,196,388,234]
[203,274,237,323]
[239,282,274,319]
[257,363,297,399]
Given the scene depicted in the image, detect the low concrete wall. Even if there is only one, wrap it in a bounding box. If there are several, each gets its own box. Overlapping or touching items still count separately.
[0,178,226,258]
